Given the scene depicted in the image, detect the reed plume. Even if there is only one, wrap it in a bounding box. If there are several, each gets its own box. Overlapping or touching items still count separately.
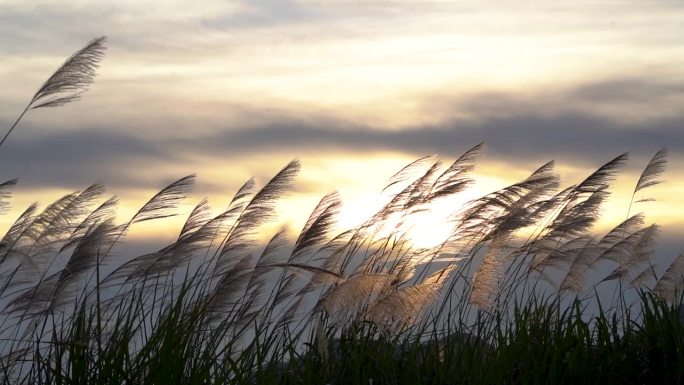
[628,147,667,216]
[469,235,507,310]
[214,160,300,275]
[0,179,18,215]
[366,265,455,333]
[654,253,684,301]
[316,273,397,327]
[1,37,107,148]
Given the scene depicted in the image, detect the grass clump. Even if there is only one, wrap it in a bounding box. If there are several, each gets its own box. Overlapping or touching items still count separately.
[0,145,680,384]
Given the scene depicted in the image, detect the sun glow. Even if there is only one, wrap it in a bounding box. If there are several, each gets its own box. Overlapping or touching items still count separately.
[334,189,483,251]
[399,208,455,249]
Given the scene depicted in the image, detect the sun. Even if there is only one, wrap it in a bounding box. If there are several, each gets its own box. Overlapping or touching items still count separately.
[401,207,456,249]
[341,194,471,250]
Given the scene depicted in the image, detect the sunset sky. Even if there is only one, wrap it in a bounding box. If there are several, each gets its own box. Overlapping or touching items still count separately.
[0,1,682,256]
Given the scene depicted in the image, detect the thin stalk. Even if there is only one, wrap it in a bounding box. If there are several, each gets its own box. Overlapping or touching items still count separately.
[0,105,30,148]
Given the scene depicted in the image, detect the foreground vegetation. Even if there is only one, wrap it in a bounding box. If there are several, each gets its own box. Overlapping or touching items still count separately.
[1,36,683,384]
[0,145,680,384]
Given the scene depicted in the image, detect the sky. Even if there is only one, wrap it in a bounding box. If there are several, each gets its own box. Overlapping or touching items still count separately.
[0,1,683,258]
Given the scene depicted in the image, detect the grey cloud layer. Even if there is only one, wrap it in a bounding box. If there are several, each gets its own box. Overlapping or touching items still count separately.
[1,76,682,194]
[202,113,680,165]
[0,129,170,190]
[192,76,684,168]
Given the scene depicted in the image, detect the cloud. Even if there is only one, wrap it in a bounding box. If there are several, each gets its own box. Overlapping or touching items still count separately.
[0,126,170,190]
[196,113,680,165]
[1,75,683,195]
[182,77,684,169]
[432,76,684,125]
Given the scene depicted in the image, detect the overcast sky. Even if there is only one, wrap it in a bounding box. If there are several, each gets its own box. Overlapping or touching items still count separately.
[0,1,683,257]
